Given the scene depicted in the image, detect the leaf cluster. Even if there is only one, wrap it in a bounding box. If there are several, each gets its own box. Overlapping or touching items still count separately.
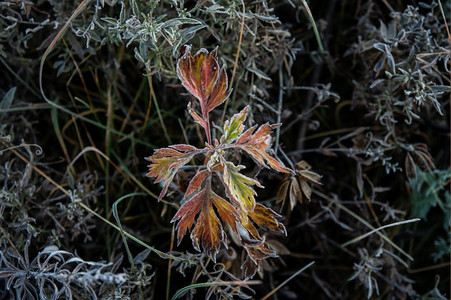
[146,46,291,278]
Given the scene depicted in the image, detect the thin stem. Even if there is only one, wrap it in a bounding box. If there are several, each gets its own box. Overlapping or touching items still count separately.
[274,66,284,154]
[300,0,325,54]
[171,280,262,300]
[341,218,421,248]
[261,261,315,300]
[200,98,212,145]
[204,111,212,145]
[221,0,246,125]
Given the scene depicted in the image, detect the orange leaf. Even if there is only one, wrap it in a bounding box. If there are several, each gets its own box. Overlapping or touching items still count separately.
[205,67,231,113]
[177,46,206,101]
[171,177,243,262]
[177,46,231,114]
[236,123,291,173]
[185,169,208,197]
[211,191,239,233]
[248,203,286,235]
[190,195,224,262]
[235,212,261,246]
[245,242,278,262]
[145,147,198,201]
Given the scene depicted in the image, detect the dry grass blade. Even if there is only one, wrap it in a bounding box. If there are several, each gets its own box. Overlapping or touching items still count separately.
[261,261,315,300]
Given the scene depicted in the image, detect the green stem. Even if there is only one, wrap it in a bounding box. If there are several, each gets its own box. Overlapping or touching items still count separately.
[301,0,325,54]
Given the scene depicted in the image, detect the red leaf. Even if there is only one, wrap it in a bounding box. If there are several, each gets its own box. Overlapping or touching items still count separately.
[177,46,231,114]
[201,48,220,98]
[145,147,197,201]
[236,123,291,173]
[187,102,207,130]
[205,67,231,113]
[171,189,204,245]
[170,144,198,152]
[185,169,208,197]
[177,46,206,101]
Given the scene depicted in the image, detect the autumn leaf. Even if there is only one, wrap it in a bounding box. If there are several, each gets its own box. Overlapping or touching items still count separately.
[239,207,284,279]
[171,176,241,262]
[235,210,262,246]
[187,102,207,131]
[235,123,292,173]
[246,241,278,262]
[205,66,231,113]
[146,46,292,277]
[242,241,278,279]
[145,145,198,201]
[171,187,205,245]
[190,198,224,261]
[277,160,322,210]
[176,47,207,101]
[172,182,225,261]
[184,169,209,197]
[223,161,262,212]
[177,46,231,115]
[248,203,286,235]
[210,191,239,233]
[241,255,259,280]
[295,160,322,189]
[220,106,248,144]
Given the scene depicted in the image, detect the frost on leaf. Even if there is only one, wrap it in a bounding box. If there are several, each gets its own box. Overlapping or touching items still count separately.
[220,106,248,144]
[235,123,292,174]
[242,239,279,279]
[145,145,198,201]
[190,196,223,261]
[184,169,209,197]
[146,46,294,278]
[171,177,239,262]
[177,46,231,115]
[277,160,322,210]
[248,203,286,234]
[223,161,262,212]
[187,102,207,131]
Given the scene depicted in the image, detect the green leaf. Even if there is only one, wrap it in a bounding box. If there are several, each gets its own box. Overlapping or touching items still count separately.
[223,161,262,212]
[220,106,248,144]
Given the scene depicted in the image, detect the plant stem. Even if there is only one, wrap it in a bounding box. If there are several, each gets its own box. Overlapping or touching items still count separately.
[201,99,212,145]
[300,0,325,54]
